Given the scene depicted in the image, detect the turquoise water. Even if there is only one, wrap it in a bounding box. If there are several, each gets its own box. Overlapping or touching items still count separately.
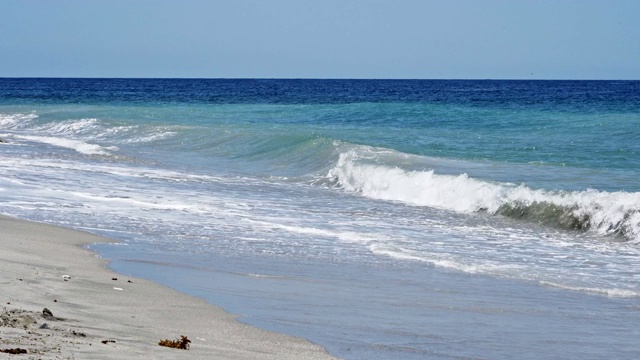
[1,79,640,359]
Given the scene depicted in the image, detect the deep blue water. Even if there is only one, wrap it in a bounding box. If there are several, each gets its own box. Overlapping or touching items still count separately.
[1,78,640,359]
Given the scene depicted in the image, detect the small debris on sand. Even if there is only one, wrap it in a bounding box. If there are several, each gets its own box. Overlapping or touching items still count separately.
[159,335,191,350]
[1,348,28,354]
[42,308,53,317]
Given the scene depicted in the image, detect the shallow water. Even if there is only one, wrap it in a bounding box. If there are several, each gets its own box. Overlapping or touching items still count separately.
[98,246,640,360]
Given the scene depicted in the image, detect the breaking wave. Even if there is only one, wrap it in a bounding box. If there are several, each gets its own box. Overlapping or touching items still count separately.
[0,113,38,127]
[0,112,179,155]
[327,149,640,242]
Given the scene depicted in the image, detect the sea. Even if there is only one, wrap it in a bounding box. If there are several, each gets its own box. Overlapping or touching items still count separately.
[1,78,639,359]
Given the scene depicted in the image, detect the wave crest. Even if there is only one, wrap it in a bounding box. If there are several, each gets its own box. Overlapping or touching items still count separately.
[327,149,640,241]
[0,113,38,128]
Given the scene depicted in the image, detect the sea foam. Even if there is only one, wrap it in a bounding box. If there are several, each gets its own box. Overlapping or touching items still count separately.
[0,113,38,128]
[328,149,640,242]
[13,135,115,155]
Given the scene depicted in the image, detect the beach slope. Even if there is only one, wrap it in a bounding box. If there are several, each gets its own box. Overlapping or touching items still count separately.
[0,216,337,359]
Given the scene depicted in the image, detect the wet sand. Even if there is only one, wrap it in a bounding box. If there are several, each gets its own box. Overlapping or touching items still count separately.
[0,215,338,359]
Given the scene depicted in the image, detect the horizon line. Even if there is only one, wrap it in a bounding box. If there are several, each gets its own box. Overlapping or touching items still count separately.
[0,76,638,81]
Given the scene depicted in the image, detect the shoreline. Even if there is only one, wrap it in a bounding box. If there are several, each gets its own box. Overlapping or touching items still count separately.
[0,215,338,359]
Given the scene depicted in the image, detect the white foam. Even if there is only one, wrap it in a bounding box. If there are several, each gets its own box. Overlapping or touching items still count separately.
[247,221,384,245]
[0,113,38,128]
[328,149,505,212]
[369,243,521,275]
[0,157,229,186]
[1,114,175,149]
[13,135,114,155]
[123,131,176,143]
[328,149,640,241]
[34,118,100,135]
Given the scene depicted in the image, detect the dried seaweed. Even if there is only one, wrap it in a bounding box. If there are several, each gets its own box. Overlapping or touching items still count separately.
[158,335,191,350]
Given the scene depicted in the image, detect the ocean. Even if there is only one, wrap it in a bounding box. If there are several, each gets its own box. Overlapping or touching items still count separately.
[1,78,639,359]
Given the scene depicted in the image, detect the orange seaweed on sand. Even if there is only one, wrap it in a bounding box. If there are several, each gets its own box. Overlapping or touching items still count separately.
[158,335,191,350]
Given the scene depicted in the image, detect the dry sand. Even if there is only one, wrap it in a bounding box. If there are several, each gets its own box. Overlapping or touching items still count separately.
[0,215,339,359]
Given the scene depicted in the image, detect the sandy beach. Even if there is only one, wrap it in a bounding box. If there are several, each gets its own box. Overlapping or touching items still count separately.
[0,215,338,359]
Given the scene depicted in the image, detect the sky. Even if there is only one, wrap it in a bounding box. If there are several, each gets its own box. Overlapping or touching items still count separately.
[0,0,638,79]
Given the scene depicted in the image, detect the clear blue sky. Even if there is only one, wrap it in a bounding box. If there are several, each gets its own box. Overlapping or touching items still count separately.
[1,0,638,79]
